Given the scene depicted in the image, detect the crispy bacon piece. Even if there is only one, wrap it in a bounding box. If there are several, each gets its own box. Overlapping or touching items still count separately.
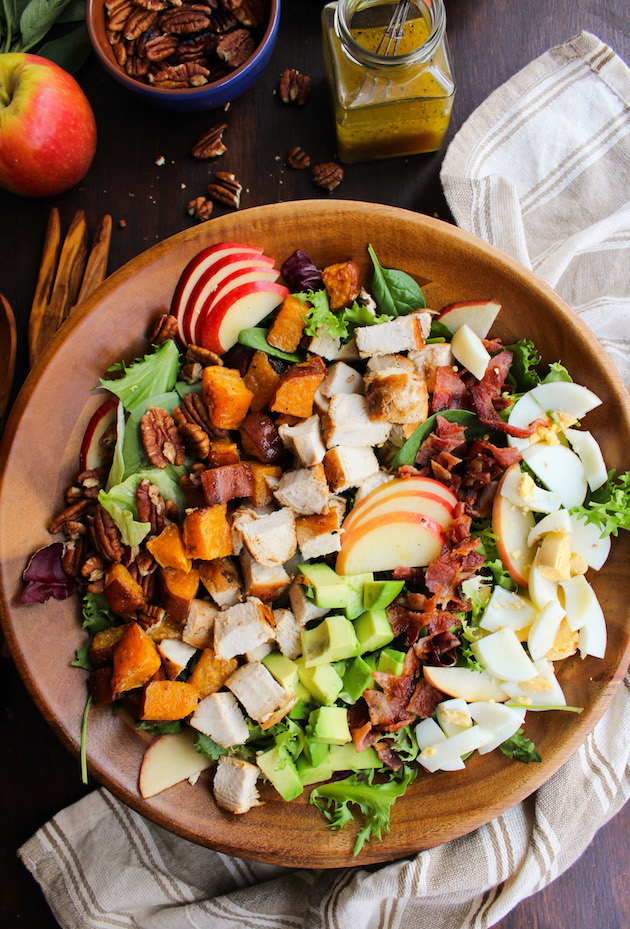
[415,416,467,468]
[374,739,404,771]
[445,500,472,543]
[432,366,471,413]
[406,678,443,718]
[425,537,485,609]
[459,438,521,517]
[469,350,537,438]
[351,720,378,752]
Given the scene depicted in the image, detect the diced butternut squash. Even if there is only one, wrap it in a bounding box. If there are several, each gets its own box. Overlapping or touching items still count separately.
[159,567,201,623]
[182,504,232,561]
[188,647,238,698]
[243,350,282,412]
[207,440,241,468]
[140,680,199,721]
[111,623,162,695]
[146,524,192,573]
[322,260,360,310]
[202,366,253,430]
[103,563,145,616]
[89,624,126,668]
[270,356,327,418]
[247,462,282,506]
[267,293,307,351]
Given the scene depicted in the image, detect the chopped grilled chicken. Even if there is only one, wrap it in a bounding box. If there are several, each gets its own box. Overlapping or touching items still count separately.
[190,691,249,747]
[296,509,343,560]
[408,342,454,392]
[272,608,303,660]
[182,598,219,649]
[214,598,275,660]
[364,367,429,424]
[226,661,297,729]
[320,361,364,398]
[157,638,198,679]
[354,311,431,357]
[240,507,297,567]
[213,755,262,814]
[306,328,341,360]
[322,393,391,448]
[240,549,291,602]
[323,445,380,493]
[365,353,414,376]
[278,415,326,467]
[288,581,330,626]
[273,463,330,515]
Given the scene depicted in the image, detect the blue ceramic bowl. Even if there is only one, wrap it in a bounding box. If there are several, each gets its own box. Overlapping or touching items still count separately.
[86,0,280,112]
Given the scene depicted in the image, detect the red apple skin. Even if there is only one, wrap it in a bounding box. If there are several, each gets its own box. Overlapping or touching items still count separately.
[79,396,118,472]
[200,280,289,353]
[0,54,97,198]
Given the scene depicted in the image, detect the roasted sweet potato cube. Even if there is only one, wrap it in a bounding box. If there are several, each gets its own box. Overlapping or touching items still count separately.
[188,647,238,698]
[140,680,199,721]
[267,294,307,351]
[146,524,192,573]
[247,462,282,506]
[322,260,360,310]
[89,624,126,668]
[182,504,232,561]
[200,463,254,506]
[88,666,115,707]
[103,563,145,617]
[243,350,282,411]
[159,567,201,623]
[202,366,253,430]
[207,440,241,468]
[239,412,285,464]
[111,623,162,695]
[270,356,327,418]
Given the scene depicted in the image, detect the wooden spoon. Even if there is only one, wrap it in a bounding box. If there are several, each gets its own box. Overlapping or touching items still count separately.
[0,293,17,421]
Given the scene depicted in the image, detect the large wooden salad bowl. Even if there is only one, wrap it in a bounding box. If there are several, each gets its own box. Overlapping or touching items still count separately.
[1,201,629,867]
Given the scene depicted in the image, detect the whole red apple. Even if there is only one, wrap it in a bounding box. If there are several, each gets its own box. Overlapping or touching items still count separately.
[0,53,97,198]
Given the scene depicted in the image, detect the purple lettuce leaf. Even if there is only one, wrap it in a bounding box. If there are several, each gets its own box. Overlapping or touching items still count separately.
[21,543,77,605]
[281,250,324,293]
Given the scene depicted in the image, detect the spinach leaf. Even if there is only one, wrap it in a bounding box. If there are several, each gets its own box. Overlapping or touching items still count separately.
[368,244,426,317]
[20,0,75,50]
[136,720,182,736]
[238,327,301,362]
[38,22,90,72]
[391,410,488,469]
[429,318,454,341]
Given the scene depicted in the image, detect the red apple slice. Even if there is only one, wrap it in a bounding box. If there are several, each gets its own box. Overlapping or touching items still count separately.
[336,510,446,575]
[79,396,118,471]
[436,299,501,338]
[185,253,276,346]
[423,665,509,702]
[346,476,457,526]
[191,266,280,346]
[492,465,536,587]
[199,280,289,354]
[344,489,454,534]
[138,729,213,799]
[170,242,264,343]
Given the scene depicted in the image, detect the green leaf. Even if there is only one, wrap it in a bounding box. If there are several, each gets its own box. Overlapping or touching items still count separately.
[195,733,228,761]
[570,470,630,538]
[429,319,454,341]
[238,327,301,362]
[367,244,425,318]
[55,0,84,22]
[98,465,186,546]
[310,766,416,855]
[391,410,488,469]
[503,339,542,392]
[71,643,93,670]
[80,694,92,785]
[302,289,348,340]
[499,729,541,763]
[543,361,572,384]
[136,720,182,736]
[105,400,126,491]
[19,0,75,50]
[37,22,90,73]
[100,339,181,413]
[472,521,518,592]
[82,591,118,635]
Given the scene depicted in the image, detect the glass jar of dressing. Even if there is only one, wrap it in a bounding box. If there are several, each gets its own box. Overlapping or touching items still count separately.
[322,0,455,163]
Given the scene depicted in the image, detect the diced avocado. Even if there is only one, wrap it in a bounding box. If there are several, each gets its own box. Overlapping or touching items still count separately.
[377,647,407,677]
[256,746,303,801]
[296,752,334,786]
[288,699,311,721]
[362,652,378,671]
[296,658,343,705]
[354,609,395,653]
[297,562,347,609]
[331,659,348,678]
[262,652,299,692]
[343,572,374,619]
[309,706,351,745]
[329,742,381,771]
[340,655,375,703]
[363,579,405,611]
[302,615,359,667]
[303,734,330,767]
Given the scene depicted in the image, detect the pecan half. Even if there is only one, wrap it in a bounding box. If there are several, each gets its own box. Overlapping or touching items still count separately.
[143,33,179,61]
[286,146,310,170]
[191,122,228,159]
[80,555,106,584]
[216,28,255,69]
[138,604,166,629]
[76,468,108,499]
[173,407,210,459]
[124,8,158,39]
[187,196,213,222]
[113,41,127,65]
[208,171,242,208]
[61,539,85,578]
[312,161,344,191]
[107,0,134,30]
[228,0,265,27]
[140,407,185,468]
[158,7,211,33]
[49,499,93,535]
[89,505,124,564]
[186,344,223,367]
[178,391,215,435]
[279,68,311,105]
[136,478,167,534]
[175,30,218,63]
[151,61,210,86]
[149,312,179,345]
[126,54,150,77]
[133,0,166,9]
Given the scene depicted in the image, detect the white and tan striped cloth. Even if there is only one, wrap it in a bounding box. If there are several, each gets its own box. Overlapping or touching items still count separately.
[19,32,630,929]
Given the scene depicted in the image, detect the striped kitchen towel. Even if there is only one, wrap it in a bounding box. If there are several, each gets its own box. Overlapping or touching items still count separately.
[18,31,630,929]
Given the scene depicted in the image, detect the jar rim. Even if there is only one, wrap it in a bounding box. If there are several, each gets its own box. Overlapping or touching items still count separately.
[334,0,446,69]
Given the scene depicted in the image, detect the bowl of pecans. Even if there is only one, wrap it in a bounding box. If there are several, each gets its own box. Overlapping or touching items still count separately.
[86,0,280,111]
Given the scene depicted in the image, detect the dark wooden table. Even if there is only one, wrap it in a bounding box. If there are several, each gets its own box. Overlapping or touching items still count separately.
[1,1,629,926]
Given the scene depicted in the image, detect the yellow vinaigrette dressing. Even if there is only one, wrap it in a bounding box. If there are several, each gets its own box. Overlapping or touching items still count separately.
[322,0,455,163]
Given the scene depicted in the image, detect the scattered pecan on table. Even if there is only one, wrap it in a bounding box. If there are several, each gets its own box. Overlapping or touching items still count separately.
[208,171,243,208]
[187,196,214,222]
[312,161,344,192]
[286,146,310,170]
[191,123,228,159]
[279,68,311,105]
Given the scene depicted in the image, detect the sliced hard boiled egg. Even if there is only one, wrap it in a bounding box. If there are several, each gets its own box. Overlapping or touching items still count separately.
[563,428,608,491]
[499,461,562,514]
[568,512,611,570]
[501,659,567,709]
[530,381,602,420]
[536,531,572,581]
[559,574,599,632]
[526,508,572,548]
[507,392,547,451]
[479,585,537,635]
[450,324,490,381]
[436,698,472,738]
[417,725,494,773]
[520,442,588,509]
[468,701,527,754]
[528,549,560,610]
[472,627,537,682]
[415,717,447,751]
[527,599,566,661]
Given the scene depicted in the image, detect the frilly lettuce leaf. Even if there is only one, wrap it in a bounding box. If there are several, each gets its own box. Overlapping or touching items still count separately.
[100,339,180,413]
[98,465,187,546]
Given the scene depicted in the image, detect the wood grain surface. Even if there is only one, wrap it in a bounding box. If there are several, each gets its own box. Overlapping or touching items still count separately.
[1,0,629,925]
